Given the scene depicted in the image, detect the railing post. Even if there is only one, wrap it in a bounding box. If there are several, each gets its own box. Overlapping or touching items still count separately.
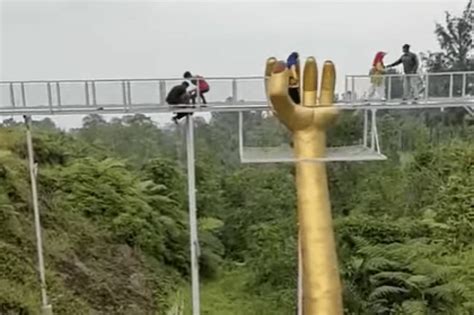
[21,83,27,107]
[126,81,132,108]
[46,83,53,112]
[85,81,90,106]
[196,77,201,105]
[425,74,429,100]
[344,76,348,102]
[55,82,61,107]
[159,80,166,106]
[9,83,15,107]
[449,73,453,98]
[91,81,97,106]
[232,79,238,103]
[387,76,392,101]
[351,77,355,102]
[462,73,466,98]
[122,80,127,107]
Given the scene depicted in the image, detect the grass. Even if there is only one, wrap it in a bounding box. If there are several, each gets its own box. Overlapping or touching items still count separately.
[179,266,288,315]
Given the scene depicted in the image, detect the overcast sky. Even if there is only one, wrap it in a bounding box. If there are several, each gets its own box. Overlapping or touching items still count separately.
[0,0,468,128]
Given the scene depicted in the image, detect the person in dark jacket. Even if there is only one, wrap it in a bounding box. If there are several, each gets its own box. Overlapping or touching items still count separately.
[386,44,420,102]
[166,81,192,124]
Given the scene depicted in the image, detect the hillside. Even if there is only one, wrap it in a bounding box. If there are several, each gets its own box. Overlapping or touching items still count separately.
[1,110,472,314]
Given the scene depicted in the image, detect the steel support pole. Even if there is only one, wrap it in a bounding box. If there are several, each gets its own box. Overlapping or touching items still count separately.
[363,109,368,147]
[185,114,200,315]
[238,112,244,160]
[297,235,303,315]
[370,110,376,150]
[24,116,53,315]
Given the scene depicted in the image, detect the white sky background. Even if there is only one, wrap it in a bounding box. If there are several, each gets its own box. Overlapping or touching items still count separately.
[0,0,468,129]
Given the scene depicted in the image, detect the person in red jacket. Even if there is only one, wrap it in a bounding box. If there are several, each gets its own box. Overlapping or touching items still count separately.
[184,71,210,104]
[366,51,387,101]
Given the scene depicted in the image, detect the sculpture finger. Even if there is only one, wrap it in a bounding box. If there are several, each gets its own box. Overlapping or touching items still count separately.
[319,61,336,107]
[303,57,318,107]
[267,60,296,127]
[265,57,278,103]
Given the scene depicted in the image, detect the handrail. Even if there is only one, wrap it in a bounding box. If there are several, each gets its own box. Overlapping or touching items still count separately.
[344,71,474,105]
[346,71,474,78]
[0,76,264,84]
[0,71,474,84]
[1,71,472,85]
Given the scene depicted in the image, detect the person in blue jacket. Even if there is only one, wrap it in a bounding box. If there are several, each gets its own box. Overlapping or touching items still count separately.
[287,52,300,104]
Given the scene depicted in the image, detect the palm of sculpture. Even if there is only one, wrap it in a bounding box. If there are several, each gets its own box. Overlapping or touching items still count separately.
[265,57,343,315]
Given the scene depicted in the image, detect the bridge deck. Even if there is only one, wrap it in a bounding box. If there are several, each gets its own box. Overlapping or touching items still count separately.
[0,99,472,116]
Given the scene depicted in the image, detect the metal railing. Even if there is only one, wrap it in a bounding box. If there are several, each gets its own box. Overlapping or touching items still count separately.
[0,71,473,114]
[0,76,266,110]
[344,71,474,103]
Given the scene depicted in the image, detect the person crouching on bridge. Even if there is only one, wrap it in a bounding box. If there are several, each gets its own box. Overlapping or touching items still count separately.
[183,71,210,105]
[286,52,301,104]
[366,51,387,102]
[166,81,192,124]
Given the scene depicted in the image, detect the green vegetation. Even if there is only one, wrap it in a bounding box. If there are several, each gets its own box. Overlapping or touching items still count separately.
[1,1,472,314]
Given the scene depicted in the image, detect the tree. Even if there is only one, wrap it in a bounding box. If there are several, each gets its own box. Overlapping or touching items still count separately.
[423,0,473,72]
[418,0,473,126]
[82,113,107,129]
[340,235,471,315]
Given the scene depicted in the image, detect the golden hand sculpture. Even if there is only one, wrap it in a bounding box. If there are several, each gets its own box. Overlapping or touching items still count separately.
[265,57,343,315]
